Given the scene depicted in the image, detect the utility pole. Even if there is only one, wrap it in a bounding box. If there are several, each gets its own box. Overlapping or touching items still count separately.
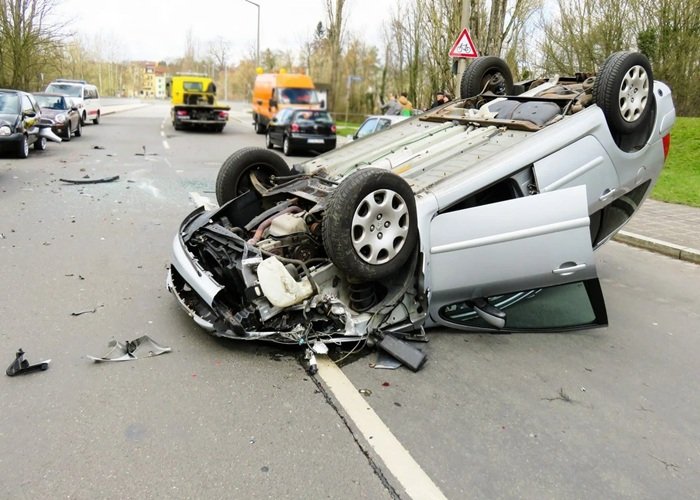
[244,0,261,67]
[457,0,471,98]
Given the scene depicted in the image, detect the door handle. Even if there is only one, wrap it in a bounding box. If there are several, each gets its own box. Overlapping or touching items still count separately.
[599,188,617,202]
[552,263,587,276]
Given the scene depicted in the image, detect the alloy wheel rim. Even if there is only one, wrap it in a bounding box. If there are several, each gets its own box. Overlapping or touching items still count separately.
[351,188,409,265]
[619,65,649,122]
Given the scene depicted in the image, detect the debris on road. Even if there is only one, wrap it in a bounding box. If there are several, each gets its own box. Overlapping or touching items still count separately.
[59,175,120,185]
[71,306,101,316]
[88,335,172,362]
[6,348,51,377]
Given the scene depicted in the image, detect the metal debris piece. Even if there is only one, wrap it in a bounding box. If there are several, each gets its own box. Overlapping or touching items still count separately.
[88,335,172,362]
[59,175,120,185]
[371,350,402,370]
[6,348,51,377]
[71,306,99,316]
[359,388,372,396]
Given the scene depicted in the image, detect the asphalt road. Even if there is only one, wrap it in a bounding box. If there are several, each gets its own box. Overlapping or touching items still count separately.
[1,101,699,499]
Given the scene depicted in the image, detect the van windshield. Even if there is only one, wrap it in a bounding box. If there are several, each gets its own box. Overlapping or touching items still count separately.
[279,88,320,105]
[46,83,82,98]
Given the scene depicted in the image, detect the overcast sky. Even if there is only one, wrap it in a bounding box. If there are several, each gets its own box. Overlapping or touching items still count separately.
[52,0,398,64]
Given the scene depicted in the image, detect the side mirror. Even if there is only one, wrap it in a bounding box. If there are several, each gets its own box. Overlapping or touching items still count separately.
[23,111,37,118]
[320,99,326,109]
[269,99,277,109]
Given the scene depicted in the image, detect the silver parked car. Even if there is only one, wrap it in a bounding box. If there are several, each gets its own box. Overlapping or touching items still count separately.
[167,52,675,371]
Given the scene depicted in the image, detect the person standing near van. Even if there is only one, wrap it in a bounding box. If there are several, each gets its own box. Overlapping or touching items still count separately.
[398,92,413,116]
[381,94,403,115]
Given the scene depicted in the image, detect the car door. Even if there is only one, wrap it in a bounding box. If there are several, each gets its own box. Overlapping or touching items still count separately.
[428,185,607,332]
[533,135,620,214]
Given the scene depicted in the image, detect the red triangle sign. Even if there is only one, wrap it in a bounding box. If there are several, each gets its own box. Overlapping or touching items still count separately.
[449,28,479,58]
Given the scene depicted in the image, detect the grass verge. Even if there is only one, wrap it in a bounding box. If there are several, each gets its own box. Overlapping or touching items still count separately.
[652,116,700,207]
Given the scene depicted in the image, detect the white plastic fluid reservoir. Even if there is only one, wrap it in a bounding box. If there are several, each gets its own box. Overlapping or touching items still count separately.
[269,212,307,237]
[257,256,313,307]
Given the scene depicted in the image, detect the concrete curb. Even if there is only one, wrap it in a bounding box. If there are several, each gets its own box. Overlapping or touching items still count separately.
[614,231,700,265]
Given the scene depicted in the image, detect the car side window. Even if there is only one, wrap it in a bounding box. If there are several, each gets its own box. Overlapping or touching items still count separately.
[356,118,378,139]
[376,119,392,132]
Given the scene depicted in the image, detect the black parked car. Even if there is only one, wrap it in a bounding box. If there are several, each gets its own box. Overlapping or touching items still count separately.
[265,108,336,156]
[33,93,82,141]
[0,89,48,158]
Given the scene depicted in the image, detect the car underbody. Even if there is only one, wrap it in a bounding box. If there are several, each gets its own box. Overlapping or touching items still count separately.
[168,52,676,371]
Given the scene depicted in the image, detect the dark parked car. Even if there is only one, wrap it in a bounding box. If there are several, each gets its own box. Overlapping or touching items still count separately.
[0,89,50,158]
[265,108,336,156]
[33,93,82,141]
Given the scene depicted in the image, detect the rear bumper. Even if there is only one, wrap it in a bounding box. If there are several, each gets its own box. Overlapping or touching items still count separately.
[289,135,336,150]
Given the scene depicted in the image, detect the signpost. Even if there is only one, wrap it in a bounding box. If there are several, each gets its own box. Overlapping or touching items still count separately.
[449,28,479,59]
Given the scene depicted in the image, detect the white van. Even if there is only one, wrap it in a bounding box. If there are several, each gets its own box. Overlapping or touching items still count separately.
[45,79,102,125]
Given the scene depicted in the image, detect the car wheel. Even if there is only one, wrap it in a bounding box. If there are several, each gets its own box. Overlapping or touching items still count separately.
[17,135,29,158]
[34,136,47,151]
[254,119,266,134]
[81,112,87,125]
[64,126,72,142]
[460,56,514,98]
[322,168,418,282]
[592,51,654,136]
[74,120,82,137]
[93,112,100,125]
[282,136,294,156]
[265,133,274,149]
[215,147,291,205]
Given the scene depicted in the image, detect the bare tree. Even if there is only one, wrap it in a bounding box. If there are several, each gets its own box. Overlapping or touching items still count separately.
[0,0,67,89]
[323,0,348,110]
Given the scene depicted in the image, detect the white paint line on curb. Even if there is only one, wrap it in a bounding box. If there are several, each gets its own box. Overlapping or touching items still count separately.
[316,356,447,500]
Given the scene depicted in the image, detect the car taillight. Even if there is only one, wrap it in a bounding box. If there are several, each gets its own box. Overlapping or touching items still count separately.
[218,111,229,119]
[291,123,300,133]
[176,110,189,117]
[662,133,671,160]
[331,124,336,133]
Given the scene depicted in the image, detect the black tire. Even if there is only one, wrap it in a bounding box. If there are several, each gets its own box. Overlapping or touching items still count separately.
[93,112,100,125]
[74,120,82,137]
[460,56,514,98]
[592,51,654,135]
[34,136,47,151]
[215,147,290,205]
[282,136,294,156]
[254,117,266,134]
[265,132,274,149]
[17,135,29,158]
[322,168,418,282]
[64,125,72,142]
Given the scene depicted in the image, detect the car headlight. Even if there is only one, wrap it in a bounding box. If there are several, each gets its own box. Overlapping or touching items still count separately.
[55,114,66,124]
[0,125,11,136]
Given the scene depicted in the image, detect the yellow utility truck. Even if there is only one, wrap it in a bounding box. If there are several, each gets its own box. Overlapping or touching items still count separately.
[251,72,324,133]
[167,74,230,132]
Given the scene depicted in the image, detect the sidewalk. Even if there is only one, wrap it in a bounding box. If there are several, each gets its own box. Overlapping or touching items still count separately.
[614,199,700,264]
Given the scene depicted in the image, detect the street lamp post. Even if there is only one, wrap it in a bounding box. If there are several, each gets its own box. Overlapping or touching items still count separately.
[244,0,260,67]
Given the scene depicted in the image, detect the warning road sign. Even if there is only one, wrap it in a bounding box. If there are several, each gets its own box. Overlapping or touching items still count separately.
[449,28,478,58]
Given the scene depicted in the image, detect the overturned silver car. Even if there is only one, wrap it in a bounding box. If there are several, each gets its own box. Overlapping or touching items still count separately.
[168,52,675,369]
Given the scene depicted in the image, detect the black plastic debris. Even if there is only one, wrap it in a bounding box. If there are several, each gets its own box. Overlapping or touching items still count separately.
[377,334,427,372]
[6,349,51,377]
[59,175,120,185]
[88,335,172,362]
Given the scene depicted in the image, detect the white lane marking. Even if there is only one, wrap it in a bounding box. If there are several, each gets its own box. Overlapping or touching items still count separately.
[160,130,165,137]
[163,140,170,150]
[189,192,217,211]
[317,356,447,500]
